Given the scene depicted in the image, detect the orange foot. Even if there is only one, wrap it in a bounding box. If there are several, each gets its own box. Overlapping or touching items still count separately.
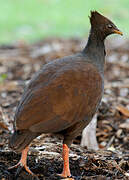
[58,170,71,178]
[58,144,72,178]
[8,146,34,176]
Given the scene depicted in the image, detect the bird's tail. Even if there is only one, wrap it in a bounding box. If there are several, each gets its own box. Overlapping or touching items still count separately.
[9,130,39,152]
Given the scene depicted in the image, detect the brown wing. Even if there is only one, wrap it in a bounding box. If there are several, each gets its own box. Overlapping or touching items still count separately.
[15,57,103,133]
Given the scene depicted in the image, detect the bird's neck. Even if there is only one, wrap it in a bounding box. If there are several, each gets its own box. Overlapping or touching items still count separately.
[83,28,106,73]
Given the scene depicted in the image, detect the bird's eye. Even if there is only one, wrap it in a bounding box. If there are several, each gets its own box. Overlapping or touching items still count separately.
[108,24,113,28]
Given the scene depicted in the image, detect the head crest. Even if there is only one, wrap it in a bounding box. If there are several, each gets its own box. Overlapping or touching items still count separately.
[89,11,111,27]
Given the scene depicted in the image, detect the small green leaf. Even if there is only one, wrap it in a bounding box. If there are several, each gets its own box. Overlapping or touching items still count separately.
[0,74,7,83]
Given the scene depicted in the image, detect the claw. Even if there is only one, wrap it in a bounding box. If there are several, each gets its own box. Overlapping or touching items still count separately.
[8,146,34,176]
[58,173,71,178]
[8,162,21,170]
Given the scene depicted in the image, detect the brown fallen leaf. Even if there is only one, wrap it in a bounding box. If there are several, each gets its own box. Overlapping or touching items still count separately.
[0,107,9,131]
[116,105,129,117]
[0,81,19,92]
[0,121,9,130]
[119,123,129,130]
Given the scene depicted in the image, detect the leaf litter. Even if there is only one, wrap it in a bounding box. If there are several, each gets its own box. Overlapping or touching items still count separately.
[0,37,129,180]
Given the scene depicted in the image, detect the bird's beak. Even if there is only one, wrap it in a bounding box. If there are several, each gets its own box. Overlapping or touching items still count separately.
[113,28,123,36]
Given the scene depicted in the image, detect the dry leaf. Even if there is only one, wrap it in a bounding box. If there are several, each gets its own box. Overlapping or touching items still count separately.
[0,121,9,130]
[0,107,9,130]
[119,123,129,130]
[0,81,19,92]
[116,105,129,117]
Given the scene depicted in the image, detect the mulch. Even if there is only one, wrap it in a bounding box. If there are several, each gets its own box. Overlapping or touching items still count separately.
[0,37,129,180]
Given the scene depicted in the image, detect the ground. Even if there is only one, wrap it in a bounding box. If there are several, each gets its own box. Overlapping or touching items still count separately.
[0,37,129,180]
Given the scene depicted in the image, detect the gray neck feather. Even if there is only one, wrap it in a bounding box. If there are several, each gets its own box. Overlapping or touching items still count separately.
[83,28,106,74]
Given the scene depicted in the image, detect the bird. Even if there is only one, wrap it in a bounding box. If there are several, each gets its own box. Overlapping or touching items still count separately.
[9,11,123,178]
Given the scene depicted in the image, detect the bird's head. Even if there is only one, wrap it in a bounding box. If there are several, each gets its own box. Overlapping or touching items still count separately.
[89,11,123,39]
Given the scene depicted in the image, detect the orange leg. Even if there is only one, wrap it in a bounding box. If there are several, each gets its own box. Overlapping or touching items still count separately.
[9,146,34,175]
[59,144,71,177]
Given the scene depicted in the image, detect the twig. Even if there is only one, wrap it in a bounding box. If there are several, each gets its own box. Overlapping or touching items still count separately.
[106,136,115,149]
